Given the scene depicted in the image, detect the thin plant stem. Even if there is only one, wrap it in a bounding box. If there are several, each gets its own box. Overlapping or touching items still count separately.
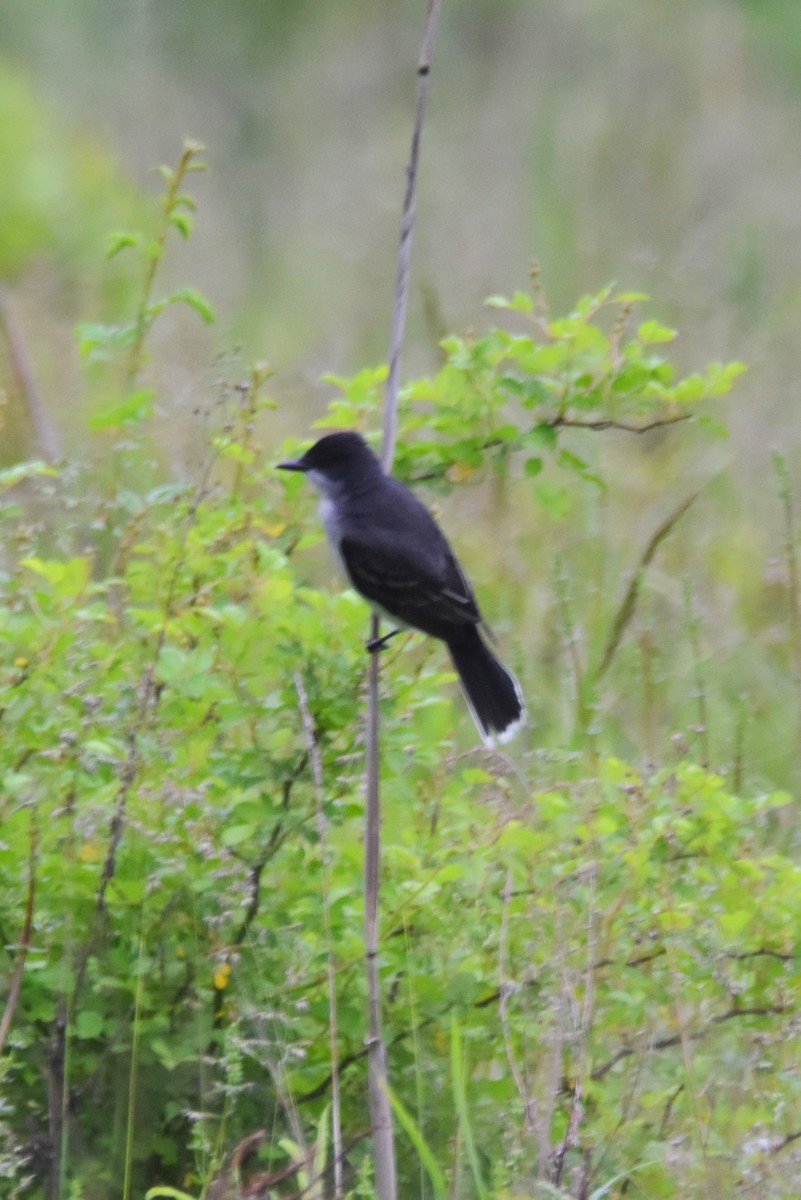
[126,139,206,389]
[381,0,444,471]
[364,639,395,1200]
[774,452,801,774]
[683,581,710,767]
[553,557,586,737]
[639,628,657,765]
[774,453,801,679]
[295,672,344,1200]
[364,3,444,1198]
[122,908,147,1200]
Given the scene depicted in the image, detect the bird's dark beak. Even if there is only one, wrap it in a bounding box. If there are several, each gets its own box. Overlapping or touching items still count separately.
[277,457,307,472]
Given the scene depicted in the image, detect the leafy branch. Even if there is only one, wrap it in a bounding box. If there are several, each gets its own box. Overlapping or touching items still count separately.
[318,281,744,517]
[76,140,215,432]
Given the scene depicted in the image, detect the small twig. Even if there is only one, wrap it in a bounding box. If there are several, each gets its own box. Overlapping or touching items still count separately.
[230,759,308,949]
[233,1130,371,1200]
[548,412,691,435]
[405,414,691,486]
[657,1085,685,1141]
[759,1127,801,1157]
[591,1004,786,1082]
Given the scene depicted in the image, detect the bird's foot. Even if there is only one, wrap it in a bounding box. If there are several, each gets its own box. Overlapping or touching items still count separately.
[366,629,401,654]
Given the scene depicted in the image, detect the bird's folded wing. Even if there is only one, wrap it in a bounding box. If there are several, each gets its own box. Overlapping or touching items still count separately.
[339,535,481,629]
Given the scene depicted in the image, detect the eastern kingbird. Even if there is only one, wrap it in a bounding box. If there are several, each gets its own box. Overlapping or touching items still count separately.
[278,431,526,746]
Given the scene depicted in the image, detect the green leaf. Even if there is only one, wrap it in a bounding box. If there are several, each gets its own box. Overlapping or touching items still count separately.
[88,389,155,431]
[461,768,494,785]
[74,1010,104,1039]
[213,438,255,463]
[451,1014,488,1200]
[107,230,142,259]
[145,1189,198,1200]
[170,286,215,324]
[76,320,139,360]
[169,212,194,239]
[221,824,257,848]
[614,290,649,304]
[486,290,533,313]
[22,554,90,594]
[0,461,59,491]
[638,319,676,344]
[718,909,753,936]
[525,422,559,450]
[386,1084,447,1199]
[534,479,572,520]
[588,1163,662,1199]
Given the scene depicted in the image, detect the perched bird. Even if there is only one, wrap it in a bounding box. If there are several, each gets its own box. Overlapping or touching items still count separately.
[278,431,525,746]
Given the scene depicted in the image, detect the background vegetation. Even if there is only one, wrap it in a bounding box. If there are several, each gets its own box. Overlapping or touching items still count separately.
[2,2,801,1198]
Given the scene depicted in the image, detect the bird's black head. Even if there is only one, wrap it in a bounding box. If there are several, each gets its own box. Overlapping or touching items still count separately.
[278,431,380,478]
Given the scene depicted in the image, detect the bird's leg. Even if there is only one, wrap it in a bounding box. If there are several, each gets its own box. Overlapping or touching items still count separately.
[366,628,402,654]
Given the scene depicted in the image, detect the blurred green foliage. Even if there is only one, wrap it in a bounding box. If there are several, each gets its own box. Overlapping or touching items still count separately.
[0,65,144,282]
[738,0,801,82]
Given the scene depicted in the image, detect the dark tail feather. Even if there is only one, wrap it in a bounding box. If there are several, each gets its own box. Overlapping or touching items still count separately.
[446,626,526,745]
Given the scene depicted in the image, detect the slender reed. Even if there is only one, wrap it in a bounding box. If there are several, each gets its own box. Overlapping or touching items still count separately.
[364,4,444,1198]
[295,672,344,1199]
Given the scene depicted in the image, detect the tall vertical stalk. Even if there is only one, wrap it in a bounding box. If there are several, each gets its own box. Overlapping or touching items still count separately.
[364,634,394,1199]
[295,672,343,1198]
[774,452,801,773]
[364,4,443,1197]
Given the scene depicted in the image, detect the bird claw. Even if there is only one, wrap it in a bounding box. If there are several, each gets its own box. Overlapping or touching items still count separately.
[365,630,401,654]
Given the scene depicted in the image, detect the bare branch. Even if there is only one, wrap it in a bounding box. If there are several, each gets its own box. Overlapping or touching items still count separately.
[592,1004,786,1082]
[405,413,692,485]
[762,1128,801,1157]
[547,412,692,435]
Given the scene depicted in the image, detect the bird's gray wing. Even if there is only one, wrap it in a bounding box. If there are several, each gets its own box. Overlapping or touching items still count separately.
[339,532,481,638]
